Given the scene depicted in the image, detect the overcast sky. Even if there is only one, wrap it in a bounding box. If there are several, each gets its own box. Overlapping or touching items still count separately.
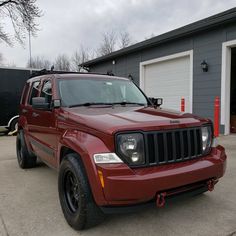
[0,0,236,67]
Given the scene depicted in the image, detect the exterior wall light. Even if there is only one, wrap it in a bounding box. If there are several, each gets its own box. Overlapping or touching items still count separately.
[201,60,208,72]
[112,60,116,65]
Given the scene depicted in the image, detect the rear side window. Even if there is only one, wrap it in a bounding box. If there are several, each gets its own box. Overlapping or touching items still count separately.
[28,81,40,105]
[40,80,52,104]
[20,83,30,104]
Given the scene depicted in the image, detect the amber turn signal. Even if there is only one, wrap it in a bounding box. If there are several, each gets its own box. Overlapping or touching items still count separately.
[98,170,105,188]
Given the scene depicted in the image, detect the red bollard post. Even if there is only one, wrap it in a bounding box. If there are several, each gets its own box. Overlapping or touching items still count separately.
[214,96,220,137]
[181,98,185,112]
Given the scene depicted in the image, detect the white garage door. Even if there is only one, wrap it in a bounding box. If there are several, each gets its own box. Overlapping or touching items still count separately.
[142,53,192,112]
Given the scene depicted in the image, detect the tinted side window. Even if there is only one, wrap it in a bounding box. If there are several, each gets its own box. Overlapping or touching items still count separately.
[40,80,52,104]
[28,81,40,105]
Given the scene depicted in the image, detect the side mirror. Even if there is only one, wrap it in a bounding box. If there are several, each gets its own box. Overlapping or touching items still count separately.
[32,97,50,110]
[149,97,163,107]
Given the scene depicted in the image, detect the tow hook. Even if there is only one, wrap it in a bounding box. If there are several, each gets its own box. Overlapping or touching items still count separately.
[207,179,216,191]
[156,192,167,208]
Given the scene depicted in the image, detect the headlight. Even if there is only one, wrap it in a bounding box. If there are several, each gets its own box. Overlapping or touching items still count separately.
[201,126,212,154]
[116,133,145,165]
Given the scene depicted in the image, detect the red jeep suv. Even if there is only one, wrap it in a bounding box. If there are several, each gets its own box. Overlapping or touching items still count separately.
[17,70,227,230]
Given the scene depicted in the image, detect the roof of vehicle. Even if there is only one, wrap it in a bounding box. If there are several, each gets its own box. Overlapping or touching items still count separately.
[27,71,129,83]
[56,73,129,81]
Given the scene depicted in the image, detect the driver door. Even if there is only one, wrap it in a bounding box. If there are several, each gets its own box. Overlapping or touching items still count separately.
[30,78,58,167]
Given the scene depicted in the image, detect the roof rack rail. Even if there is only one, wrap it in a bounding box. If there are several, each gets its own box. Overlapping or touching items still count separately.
[29,69,114,78]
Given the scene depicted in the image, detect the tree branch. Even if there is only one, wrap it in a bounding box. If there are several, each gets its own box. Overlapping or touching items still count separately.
[0,0,41,45]
[0,0,18,7]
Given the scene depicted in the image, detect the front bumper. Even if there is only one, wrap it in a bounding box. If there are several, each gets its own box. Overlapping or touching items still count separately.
[95,145,226,206]
[100,184,209,214]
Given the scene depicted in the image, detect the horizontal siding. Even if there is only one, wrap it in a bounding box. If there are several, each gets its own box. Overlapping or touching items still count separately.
[140,38,193,62]
[226,23,236,41]
[191,27,226,123]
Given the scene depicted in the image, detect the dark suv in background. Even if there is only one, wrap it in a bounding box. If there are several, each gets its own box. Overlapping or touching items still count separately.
[16,70,227,230]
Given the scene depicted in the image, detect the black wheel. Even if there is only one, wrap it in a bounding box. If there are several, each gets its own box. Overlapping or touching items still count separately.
[16,130,37,168]
[10,118,18,133]
[58,153,104,230]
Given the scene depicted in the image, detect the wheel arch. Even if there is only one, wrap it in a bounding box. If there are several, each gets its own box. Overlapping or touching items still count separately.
[59,146,79,164]
[58,131,110,206]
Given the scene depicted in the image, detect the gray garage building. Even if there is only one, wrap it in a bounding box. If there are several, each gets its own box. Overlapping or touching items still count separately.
[82,8,236,135]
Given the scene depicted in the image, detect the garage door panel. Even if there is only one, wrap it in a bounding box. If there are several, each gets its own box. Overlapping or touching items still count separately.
[146,68,188,75]
[145,87,189,96]
[143,55,191,112]
[145,81,189,89]
[146,71,189,79]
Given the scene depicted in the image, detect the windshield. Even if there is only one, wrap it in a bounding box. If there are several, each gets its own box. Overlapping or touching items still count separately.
[58,78,148,107]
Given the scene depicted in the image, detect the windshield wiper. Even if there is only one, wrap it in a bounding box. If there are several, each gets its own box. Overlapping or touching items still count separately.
[68,102,146,108]
[68,102,113,108]
[112,102,146,106]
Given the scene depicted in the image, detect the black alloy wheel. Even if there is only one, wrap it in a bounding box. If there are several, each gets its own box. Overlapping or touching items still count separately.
[64,170,80,213]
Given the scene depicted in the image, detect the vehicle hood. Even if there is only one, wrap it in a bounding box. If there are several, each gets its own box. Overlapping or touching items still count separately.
[63,106,210,135]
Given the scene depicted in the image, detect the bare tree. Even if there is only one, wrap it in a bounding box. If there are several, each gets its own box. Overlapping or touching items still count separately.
[71,45,90,71]
[89,50,96,60]
[97,31,117,56]
[54,54,71,71]
[7,61,16,67]
[144,33,155,40]
[118,31,132,49]
[0,0,41,45]
[26,56,51,69]
[97,30,134,56]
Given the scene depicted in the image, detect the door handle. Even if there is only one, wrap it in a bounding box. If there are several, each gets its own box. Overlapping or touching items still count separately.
[22,109,28,114]
[32,112,39,118]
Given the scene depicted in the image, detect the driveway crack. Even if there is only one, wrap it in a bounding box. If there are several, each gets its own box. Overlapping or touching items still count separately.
[0,213,9,236]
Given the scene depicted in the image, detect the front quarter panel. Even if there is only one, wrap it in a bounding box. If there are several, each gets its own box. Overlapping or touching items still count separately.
[58,130,113,205]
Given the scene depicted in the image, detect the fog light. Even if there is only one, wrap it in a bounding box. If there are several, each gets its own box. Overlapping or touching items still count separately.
[93,153,123,164]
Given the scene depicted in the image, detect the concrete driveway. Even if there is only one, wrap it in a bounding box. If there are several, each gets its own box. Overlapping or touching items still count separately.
[0,135,235,236]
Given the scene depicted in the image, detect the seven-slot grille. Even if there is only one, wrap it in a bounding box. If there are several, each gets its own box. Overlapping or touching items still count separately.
[144,127,203,166]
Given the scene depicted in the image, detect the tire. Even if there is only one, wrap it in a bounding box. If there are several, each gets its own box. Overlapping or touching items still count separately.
[10,118,18,133]
[16,130,37,168]
[58,153,104,230]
